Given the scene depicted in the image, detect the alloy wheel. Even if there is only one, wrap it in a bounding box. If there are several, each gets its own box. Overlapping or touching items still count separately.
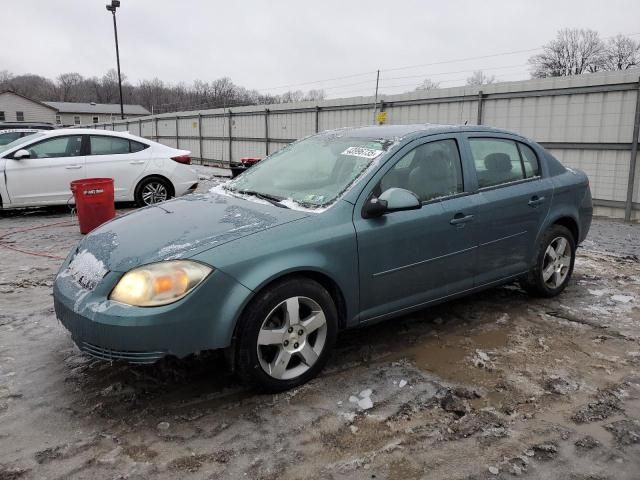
[542,236,572,289]
[256,296,328,380]
[141,182,168,205]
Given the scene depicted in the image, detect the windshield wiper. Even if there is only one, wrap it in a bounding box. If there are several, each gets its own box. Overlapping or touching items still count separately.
[235,190,289,208]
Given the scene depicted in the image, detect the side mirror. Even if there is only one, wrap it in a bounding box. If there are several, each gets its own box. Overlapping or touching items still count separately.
[13,149,30,160]
[362,188,421,218]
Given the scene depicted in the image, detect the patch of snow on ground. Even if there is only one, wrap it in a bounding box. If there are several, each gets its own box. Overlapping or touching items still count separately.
[588,289,609,297]
[611,294,634,303]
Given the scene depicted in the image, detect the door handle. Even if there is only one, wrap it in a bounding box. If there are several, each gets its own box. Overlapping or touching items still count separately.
[450,212,474,225]
[65,165,82,169]
[129,160,145,165]
[528,195,546,207]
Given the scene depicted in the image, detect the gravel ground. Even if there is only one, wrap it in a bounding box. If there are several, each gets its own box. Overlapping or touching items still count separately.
[1,167,639,480]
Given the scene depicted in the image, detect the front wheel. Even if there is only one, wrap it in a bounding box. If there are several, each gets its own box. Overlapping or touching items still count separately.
[521,225,576,297]
[235,277,338,392]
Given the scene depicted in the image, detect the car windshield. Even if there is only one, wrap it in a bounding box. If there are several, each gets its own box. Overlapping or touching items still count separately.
[225,134,393,208]
[0,132,46,154]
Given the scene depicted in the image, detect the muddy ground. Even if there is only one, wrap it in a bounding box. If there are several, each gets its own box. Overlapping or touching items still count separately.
[1,167,639,480]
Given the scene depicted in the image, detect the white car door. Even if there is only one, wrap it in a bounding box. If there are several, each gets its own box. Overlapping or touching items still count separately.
[4,134,85,205]
[85,135,151,200]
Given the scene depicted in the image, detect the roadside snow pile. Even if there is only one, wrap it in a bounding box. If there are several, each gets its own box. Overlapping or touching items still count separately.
[348,389,374,410]
[59,249,107,290]
[611,295,634,303]
[471,349,494,369]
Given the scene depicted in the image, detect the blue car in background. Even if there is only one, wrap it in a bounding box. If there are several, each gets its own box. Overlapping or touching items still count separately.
[53,124,592,392]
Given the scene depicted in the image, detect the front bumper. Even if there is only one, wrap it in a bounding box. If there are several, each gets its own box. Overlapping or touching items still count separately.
[53,266,252,363]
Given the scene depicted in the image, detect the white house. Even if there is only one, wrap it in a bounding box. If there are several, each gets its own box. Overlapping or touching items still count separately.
[0,90,150,126]
[43,101,150,125]
[0,91,57,123]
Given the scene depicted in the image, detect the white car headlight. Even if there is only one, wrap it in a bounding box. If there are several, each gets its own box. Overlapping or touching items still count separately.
[110,260,212,307]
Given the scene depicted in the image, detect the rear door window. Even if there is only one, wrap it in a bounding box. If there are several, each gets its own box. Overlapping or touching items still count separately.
[469,138,525,188]
[517,142,540,178]
[89,136,131,155]
[129,140,149,153]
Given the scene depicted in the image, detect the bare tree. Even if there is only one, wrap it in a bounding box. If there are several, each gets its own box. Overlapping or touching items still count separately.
[602,34,640,71]
[305,89,326,101]
[56,72,84,101]
[2,69,331,113]
[466,70,496,86]
[280,90,306,103]
[97,69,128,103]
[415,78,440,91]
[0,70,13,87]
[3,74,56,100]
[529,29,605,78]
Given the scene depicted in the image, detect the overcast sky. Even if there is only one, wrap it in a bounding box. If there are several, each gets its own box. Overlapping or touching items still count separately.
[2,0,640,98]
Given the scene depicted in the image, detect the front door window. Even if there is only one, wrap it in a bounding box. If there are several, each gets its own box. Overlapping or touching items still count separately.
[379,138,464,201]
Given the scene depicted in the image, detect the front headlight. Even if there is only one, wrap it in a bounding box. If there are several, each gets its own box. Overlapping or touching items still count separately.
[109,260,212,307]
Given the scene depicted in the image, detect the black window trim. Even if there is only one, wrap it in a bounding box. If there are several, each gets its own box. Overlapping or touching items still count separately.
[467,136,542,192]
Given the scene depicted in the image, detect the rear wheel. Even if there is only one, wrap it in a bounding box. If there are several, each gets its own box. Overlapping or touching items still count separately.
[235,277,338,392]
[521,224,576,297]
[135,176,173,207]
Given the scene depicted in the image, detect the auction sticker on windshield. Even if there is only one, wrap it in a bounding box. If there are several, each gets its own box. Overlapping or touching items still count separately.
[341,146,384,159]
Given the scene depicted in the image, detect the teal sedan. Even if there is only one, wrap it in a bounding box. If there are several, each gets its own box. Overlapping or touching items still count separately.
[53,124,592,391]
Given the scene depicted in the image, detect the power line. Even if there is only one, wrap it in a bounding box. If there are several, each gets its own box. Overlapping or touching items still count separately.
[251,30,640,94]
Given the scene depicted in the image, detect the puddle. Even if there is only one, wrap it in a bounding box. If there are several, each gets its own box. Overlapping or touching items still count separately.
[407,328,509,386]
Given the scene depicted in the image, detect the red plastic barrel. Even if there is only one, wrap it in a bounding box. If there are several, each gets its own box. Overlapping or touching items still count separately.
[70,178,116,234]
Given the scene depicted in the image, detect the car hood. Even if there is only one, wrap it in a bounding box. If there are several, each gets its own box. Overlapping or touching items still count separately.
[75,192,309,272]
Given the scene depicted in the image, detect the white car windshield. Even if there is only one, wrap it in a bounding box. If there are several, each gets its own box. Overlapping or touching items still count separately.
[0,132,46,155]
[225,134,393,208]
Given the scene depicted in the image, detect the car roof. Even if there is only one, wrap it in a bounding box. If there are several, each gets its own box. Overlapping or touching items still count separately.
[29,128,149,141]
[41,128,126,135]
[0,129,40,133]
[319,124,527,142]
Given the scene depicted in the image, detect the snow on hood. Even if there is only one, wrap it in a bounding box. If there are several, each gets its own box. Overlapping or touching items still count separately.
[57,249,108,290]
[74,191,309,272]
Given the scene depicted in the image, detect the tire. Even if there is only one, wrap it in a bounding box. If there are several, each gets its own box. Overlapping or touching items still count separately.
[520,224,576,298]
[235,277,338,392]
[134,176,173,207]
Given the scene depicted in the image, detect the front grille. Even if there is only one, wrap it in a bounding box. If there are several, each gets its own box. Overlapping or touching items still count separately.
[81,342,166,364]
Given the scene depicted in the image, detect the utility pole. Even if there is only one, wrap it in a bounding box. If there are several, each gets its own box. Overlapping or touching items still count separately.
[106,1,125,120]
[372,69,380,124]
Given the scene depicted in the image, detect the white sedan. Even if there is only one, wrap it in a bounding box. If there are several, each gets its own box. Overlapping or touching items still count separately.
[0,129,199,209]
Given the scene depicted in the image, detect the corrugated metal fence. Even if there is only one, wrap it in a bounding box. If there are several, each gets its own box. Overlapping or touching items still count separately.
[86,70,640,221]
